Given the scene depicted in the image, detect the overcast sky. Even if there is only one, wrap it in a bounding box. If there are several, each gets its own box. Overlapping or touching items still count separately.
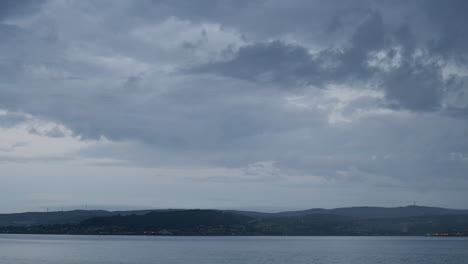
[1,0,467,213]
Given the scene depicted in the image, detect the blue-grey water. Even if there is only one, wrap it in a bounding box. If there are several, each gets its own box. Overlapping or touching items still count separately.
[0,235,467,264]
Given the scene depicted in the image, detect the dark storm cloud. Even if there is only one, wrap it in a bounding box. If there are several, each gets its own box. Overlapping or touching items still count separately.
[382,59,443,111]
[0,0,45,21]
[189,41,322,87]
[423,0,468,61]
[190,9,463,112]
[0,0,466,142]
[188,13,386,88]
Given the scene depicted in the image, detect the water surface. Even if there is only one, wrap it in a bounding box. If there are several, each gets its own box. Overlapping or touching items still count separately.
[0,235,467,264]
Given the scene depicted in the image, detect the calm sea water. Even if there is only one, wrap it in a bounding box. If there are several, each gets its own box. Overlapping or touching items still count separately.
[0,235,467,264]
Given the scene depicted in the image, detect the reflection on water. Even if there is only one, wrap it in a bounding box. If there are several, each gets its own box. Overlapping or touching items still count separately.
[0,235,467,264]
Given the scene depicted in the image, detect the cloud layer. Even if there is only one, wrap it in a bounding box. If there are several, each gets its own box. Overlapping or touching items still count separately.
[0,0,467,212]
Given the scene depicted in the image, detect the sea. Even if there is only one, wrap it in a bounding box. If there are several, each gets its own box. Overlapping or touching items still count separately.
[0,235,467,264]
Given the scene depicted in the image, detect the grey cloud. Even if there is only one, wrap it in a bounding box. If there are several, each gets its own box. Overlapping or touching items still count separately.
[123,73,145,90]
[0,155,73,164]
[131,0,371,44]
[337,13,386,78]
[188,13,387,88]
[190,10,462,112]
[423,0,468,61]
[43,127,66,138]
[274,112,468,186]
[0,0,45,21]
[189,41,322,88]
[382,59,443,111]
[0,112,29,128]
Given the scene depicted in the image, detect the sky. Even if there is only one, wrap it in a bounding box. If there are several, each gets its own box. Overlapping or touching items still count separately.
[1,0,468,213]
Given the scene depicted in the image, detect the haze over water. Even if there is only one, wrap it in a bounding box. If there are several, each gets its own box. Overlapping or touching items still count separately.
[1,235,467,264]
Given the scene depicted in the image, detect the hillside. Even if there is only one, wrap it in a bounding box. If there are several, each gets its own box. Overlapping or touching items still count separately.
[1,206,467,233]
[1,209,467,236]
[81,209,252,230]
[269,206,468,219]
[0,209,176,226]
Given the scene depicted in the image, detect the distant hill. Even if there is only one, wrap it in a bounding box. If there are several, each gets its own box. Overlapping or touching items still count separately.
[81,209,252,230]
[0,209,176,226]
[268,206,468,219]
[2,207,468,236]
[1,206,467,227]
